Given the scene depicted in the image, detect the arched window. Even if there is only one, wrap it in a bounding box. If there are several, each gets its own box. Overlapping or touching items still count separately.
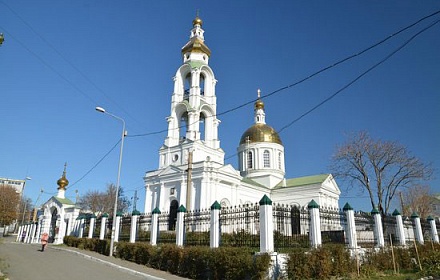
[199,113,205,141]
[200,73,205,96]
[247,151,253,169]
[179,112,188,140]
[263,150,270,168]
[184,73,191,99]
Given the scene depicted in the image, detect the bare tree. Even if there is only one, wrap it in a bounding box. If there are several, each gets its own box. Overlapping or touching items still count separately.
[331,131,432,216]
[0,184,20,225]
[401,185,435,219]
[77,183,130,215]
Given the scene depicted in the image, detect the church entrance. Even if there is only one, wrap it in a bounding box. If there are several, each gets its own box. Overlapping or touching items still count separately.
[291,206,300,234]
[168,200,179,230]
[49,208,58,243]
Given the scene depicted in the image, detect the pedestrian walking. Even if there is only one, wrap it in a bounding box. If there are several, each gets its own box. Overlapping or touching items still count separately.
[41,232,49,252]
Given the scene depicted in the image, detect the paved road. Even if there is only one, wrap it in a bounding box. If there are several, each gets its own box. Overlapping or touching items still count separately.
[0,236,189,280]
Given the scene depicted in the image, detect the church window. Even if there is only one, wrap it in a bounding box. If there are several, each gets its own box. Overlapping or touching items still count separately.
[199,113,206,141]
[247,151,253,169]
[200,73,205,95]
[179,112,188,140]
[278,152,282,169]
[263,150,270,168]
[184,73,191,99]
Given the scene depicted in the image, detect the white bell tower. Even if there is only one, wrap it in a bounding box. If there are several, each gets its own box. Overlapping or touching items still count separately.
[158,16,224,169]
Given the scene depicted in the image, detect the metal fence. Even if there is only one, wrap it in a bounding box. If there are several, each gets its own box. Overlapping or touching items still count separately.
[88,204,439,250]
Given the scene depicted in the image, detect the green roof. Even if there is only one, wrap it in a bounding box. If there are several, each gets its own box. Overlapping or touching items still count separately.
[276,174,329,188]
[52,196,75,205]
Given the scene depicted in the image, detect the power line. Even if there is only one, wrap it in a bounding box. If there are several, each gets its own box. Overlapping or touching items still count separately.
[128,9,440,138]
[0,0,148,132]
[69,138,121,189]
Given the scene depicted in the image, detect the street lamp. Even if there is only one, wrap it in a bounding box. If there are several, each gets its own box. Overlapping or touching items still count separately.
[95,106,126,257]
[20,176,32,226]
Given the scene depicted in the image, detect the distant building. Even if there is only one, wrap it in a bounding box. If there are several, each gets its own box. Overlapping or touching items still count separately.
[0,177,27,195]
[144,16,341,219]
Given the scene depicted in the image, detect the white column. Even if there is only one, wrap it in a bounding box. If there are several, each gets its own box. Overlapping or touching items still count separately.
[372,208,385,248]
[150,208,160,246]
[28,223,36,243]
[308,200,321,248]
[343,203,357,249]
[427,216,439,243]
[176,205,186,247]
[100,214,108,240]
[130,211,140,243]
[17,226,24,242]
[24,224,32,243]
[259,195,274,253]
[88,215,96,238]
[210,201,220,248]
[393,209,406,246]
[114,213,122,243]
[35,220,42,243]
[412,213,424,244]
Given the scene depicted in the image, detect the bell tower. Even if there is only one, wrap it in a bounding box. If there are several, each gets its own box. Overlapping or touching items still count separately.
[159,15,224,169]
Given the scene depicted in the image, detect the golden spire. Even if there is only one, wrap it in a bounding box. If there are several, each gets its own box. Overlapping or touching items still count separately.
[255,88,264,110]
[193,9,203,27]
[57,162,69,190]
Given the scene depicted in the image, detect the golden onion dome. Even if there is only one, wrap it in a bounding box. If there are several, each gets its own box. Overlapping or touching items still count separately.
[239,123,282,145]
[57,176,69,189]
[193,16,203,27]
[255,99,264,110]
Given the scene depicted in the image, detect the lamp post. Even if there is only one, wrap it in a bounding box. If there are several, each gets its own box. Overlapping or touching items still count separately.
[95,106,126,257]
[20,176,32,226]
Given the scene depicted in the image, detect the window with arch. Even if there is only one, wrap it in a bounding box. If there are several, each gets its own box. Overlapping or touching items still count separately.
[184,73,191,99]
[200,73,205,95]
[247,151,253,169]
[179,112,188,140]
[263,150,270,168]
[199,113,206,141]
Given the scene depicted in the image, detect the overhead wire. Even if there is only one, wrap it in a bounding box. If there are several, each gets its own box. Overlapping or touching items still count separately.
[0,0,148,132]
[127,9,440,138]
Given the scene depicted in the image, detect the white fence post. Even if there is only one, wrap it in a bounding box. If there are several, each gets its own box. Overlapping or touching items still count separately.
[343,203,357,249]
[427,216,439,243]
[412,212,424,245]
[150,207,160,246]
[259,195,274,253]
[114,212,122,243]
[100,214,108,240]
[130,210,140,243]
[372,208,384,248]
[176,205,186,247]
[88,215,96,238]
[210,201,221,248]
[392,209,406,246]
[308,200,321,248]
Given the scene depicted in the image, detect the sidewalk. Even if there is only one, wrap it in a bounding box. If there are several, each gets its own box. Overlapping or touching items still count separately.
[0,236,189,280]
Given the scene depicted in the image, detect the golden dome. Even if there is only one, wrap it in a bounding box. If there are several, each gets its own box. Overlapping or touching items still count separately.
[193,16,203,27]
[239,123,282,145]
[255,99,264,110]
[57,163,69,190]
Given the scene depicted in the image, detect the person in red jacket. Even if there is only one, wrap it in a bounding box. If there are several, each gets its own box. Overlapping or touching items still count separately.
[41,232,49,252]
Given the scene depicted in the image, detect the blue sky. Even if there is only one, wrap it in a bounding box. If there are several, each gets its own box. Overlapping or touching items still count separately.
[1,1,439,212]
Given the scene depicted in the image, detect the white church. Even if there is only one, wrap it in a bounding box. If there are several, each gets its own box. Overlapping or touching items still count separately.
[144,16,341,215]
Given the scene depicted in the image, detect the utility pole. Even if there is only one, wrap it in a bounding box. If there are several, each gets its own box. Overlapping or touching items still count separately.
[132,190,138,212]
[186,150,193,210]
[399,192,405,215]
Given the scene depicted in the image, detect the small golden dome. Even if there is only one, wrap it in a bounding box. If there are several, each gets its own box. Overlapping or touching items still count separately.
[57,163,69,189]
[255,99,264,110]
[57,176,69,190]
[193,16,203,27]
[239,123,282,145]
